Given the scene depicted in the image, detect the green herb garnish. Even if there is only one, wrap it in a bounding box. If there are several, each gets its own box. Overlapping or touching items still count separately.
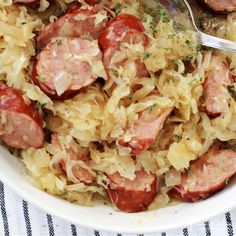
[37,76,46,82]
[172,59,179,65]
[143,52,150,60]
[196,18,204,30]
[229,144,236,152]
[185,40,192,50]
[150,4,171,23]
[227,85,236,102]
[56,39,62,46]
[173,134,181,142]
[203,46,216,52]
[201,89,206,100]
[224,142,236,152]
[114,3,121,15]
[113,70,119,78]
[182,55,193,62]
[149,103,157,112]
[150,21,158,34]
[61,191,68,197]
[192,123,197,130]
[35,102,46,110]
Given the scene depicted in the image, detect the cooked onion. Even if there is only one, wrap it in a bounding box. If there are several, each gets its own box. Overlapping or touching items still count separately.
[53,71,71,96]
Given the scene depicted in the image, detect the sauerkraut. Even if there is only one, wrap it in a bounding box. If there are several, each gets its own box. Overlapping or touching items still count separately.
[1,0,236,210]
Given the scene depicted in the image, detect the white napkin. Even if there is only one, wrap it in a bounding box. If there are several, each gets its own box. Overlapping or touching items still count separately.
[0,182,235,236]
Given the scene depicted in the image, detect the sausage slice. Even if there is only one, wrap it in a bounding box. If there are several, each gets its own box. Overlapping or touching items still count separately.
[199,0,236,13]
[99,14,149,80]
[0,85,44,149]
[33,37,106,99]
[203,55,233,116]
[107,170,157,212]
[170,145,236,202]
[37,5,108,49]
[51,134,95,184]
[119,107,172,155]
[13,0,39,4]
[59,155,95,184]
[99,14,147,51]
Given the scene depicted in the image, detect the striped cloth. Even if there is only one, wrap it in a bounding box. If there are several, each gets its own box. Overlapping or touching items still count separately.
[0,182,235,236]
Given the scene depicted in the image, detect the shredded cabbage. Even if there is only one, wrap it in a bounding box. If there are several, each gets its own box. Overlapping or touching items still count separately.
[1,0,236,210]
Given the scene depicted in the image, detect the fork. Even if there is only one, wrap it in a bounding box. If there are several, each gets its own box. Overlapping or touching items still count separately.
[157,0,236,52]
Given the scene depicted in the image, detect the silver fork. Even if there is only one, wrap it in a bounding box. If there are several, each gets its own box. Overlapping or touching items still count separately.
[158,0,236,52]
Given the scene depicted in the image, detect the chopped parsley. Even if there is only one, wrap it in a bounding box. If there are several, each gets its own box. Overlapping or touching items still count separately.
[172,59,179,65]
[113,70,119,78]
[196,18,205,30]
[114,3,121,15]
[219,162,225,169]
[56,39,62,46]
[60,191,68,197]
[185,40,193,50]
[227,85,236,102]
[229,144,236,152]
[143,52,150,60]
[182,55,194,62]
[173,22,184,32]
[196,44,202,52]
[224,142,236,152]
[149,4,171,23]
[201,89,206,100]
[149,103,157,112]
[150,21,158,34]
[128,95,133,100]
[35,102,46,110]
[192,123,197,130]
[36,76,46,82]
[168,32,176,39]
[203,46,216,52]
[173,134,181,142]
[203,11,214,18]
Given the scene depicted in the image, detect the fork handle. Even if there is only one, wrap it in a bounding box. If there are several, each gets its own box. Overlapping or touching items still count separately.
[199,31,236,52]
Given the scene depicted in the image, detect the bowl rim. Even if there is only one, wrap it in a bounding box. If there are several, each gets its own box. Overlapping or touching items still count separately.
[0,153,236,234]
[0,148,235,234]
[5,179,236,234]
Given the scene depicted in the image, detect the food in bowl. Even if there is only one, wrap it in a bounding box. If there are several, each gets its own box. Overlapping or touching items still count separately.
[0,0,236,213]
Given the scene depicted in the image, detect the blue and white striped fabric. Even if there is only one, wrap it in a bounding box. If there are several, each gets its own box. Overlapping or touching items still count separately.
[0,181,235,236]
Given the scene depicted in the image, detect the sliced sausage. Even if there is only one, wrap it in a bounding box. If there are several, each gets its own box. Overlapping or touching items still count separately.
[170,145,236,202]
[59,157,95,184]
[0,85,44,149]
[102,36,149,79]
[84,0,97,6]
[33,37,106,99]
[199,0,236,13]
[13,0,39,4]
[203,55,233,116]
[51,134,95,184]
[119,107,173,155]
[107,170,157,212]
[13,0,54,8]
[37,5,108,50]
[99,14,147,50]
[99,14,149,80]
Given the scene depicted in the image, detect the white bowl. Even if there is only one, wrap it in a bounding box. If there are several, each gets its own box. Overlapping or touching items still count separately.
[0,146,235,234]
